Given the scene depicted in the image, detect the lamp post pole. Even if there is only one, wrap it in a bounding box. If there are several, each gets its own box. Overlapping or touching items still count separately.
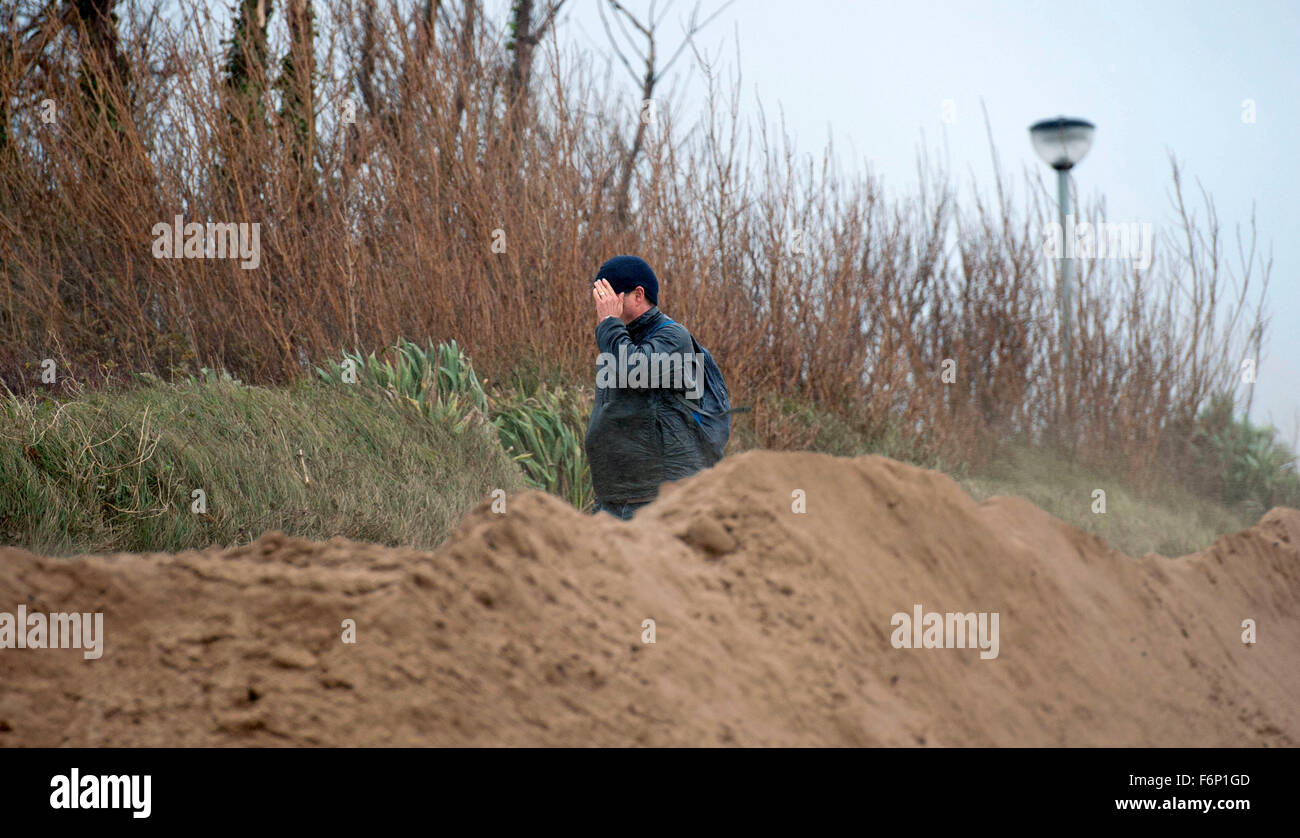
[1029,116,1095,440]
[1057,165,1072,377]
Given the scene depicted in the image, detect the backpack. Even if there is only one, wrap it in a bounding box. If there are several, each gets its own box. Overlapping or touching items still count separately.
[646,317,748,466]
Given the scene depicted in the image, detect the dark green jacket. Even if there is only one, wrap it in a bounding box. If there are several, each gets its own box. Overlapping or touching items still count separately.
[584,306,709,504]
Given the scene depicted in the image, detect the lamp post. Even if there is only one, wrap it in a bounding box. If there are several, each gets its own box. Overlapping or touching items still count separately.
[1029,116,1095,426]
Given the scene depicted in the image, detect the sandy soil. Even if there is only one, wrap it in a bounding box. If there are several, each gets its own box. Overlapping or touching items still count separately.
[2,451,1297,746]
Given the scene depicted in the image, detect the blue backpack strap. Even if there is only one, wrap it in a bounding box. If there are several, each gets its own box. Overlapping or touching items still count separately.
[644,318,751,418]
[643,316,676,340]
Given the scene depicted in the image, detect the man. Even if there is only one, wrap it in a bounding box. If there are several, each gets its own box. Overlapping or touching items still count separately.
[585,255,708,520]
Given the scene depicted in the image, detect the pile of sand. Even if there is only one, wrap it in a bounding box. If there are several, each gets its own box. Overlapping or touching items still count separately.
[2,451,1297,745]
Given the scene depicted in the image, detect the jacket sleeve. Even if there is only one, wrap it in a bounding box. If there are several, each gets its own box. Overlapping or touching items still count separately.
[594,317,696,389]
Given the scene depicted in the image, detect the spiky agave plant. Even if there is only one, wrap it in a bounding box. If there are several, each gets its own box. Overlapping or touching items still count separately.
[492,385,593,510]
[317,341,594,508]
[315,339,490,434]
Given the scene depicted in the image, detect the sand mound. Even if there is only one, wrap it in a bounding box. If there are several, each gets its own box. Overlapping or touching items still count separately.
[2,451,1297,746]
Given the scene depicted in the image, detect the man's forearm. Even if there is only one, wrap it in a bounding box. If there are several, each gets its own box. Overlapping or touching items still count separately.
[595,318,699,394]
[595,316,629,354]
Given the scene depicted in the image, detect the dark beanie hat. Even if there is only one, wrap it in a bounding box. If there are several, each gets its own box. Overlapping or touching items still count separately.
[596,255,658,304]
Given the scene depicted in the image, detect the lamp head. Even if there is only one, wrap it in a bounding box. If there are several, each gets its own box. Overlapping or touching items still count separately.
[1029,116,1095,170]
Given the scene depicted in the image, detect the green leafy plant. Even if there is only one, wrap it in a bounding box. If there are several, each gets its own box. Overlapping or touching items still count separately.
[316,339,490,434]
[1189,394,1300,510]
[317,340,593,509]
[493,385,593,510]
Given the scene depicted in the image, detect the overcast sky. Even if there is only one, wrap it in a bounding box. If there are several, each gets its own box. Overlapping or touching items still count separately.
[555,0,1299,448]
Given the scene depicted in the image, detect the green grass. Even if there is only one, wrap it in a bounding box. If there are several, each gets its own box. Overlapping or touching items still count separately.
[728,392,947,467]
[728,394,1263,557]
[955,444,1258,558]
[0,377,524,556]
[1,361,1274,561]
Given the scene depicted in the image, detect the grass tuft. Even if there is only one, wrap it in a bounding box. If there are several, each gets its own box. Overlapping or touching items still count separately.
[0,377,523,556]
